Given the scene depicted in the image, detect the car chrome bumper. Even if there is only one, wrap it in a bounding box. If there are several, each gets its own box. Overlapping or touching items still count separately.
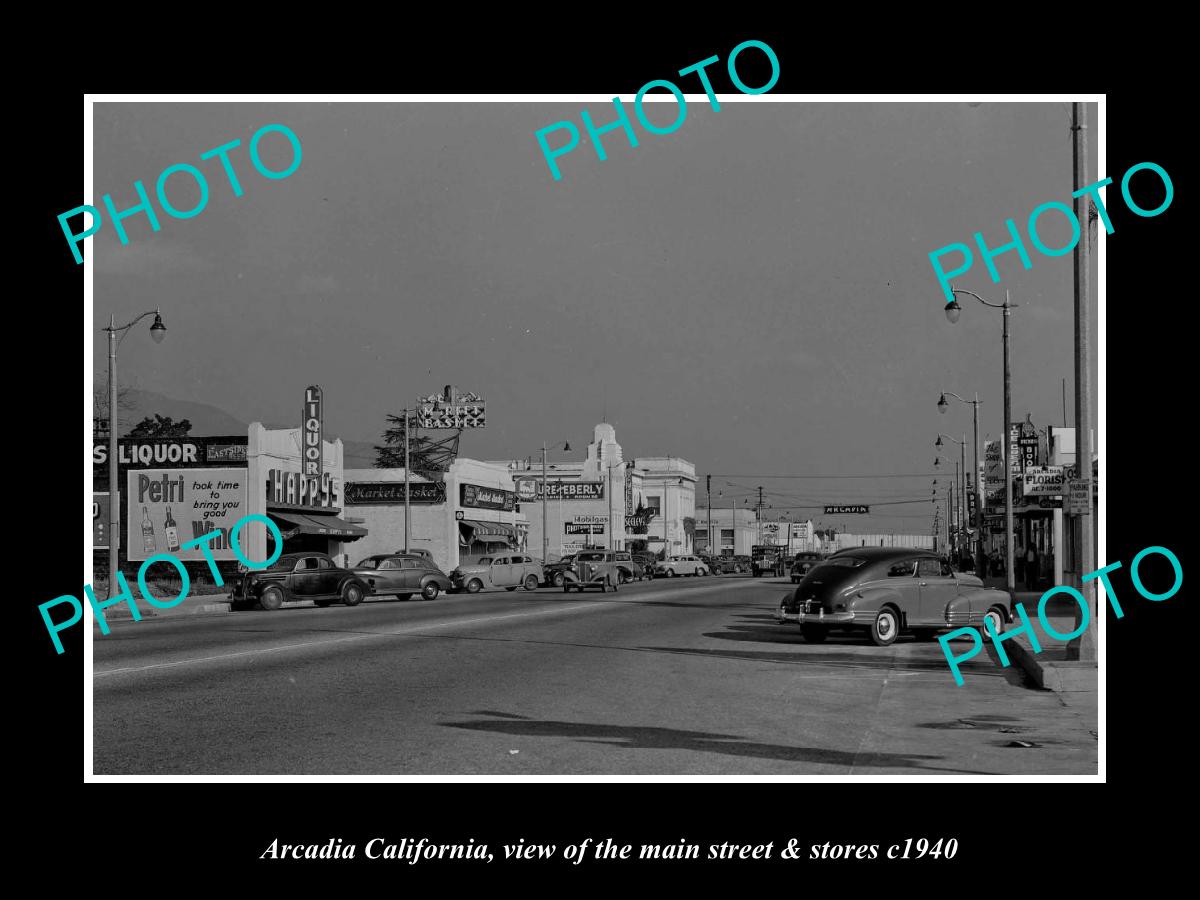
[777,610,856,625]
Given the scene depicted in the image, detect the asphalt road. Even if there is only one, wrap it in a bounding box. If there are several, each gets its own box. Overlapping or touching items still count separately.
[92,575,1098,775]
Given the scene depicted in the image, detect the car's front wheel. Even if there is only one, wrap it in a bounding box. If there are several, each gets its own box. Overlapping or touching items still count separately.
[870,607,899,646]
[259,586,284,611]
[523,574,539,591]
[421,583,440,601]
[466,579,483,594]
[552,571,565,587]
[983,608,1006,637]
[342,582,364,607]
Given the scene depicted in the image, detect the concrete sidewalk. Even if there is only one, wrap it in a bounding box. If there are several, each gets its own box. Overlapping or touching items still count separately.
[93,587,233,623]
[995,590,1098,695]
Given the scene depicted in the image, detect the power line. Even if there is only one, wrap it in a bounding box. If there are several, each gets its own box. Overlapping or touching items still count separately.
[710,473,940,479]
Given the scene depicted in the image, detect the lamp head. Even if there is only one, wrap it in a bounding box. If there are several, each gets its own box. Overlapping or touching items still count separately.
[945,300,962,324]
[935,436,943,449]
[149,312,167,343]
[937,394,948,414]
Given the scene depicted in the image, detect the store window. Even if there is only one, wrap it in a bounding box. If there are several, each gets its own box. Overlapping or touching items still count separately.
[721,529,735,544]
[646,496,661,514]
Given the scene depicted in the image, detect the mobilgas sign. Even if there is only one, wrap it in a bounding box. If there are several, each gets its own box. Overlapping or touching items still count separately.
[303,385,323,483]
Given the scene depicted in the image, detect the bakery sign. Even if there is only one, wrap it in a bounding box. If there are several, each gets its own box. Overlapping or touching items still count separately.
[1022,466,1066,497]
[460,483,515,511]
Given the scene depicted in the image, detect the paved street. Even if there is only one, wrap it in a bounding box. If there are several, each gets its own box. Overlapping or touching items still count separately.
[93,576,1097,775]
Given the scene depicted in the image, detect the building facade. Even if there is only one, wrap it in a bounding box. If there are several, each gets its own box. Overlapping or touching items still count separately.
[341,458,525,574]
[491,424,696,562]
[692,507,758,556]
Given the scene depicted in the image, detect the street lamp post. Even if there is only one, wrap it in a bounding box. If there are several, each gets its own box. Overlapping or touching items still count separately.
[940,391,984,576]
[944,286,1018,596]
[536,441,571,562]
[102,309,166,598]
[936,435,966,561]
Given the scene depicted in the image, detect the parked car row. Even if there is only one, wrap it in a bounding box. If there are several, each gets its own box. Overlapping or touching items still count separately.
[777,547,1012,646]
[229,546,761,611]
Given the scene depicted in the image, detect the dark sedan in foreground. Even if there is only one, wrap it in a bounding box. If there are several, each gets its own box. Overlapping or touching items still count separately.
[229,552,372,611]
[777,548,1011,645]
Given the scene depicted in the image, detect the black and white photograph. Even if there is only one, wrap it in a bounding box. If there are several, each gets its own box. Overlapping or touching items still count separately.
[72,91,1120,782]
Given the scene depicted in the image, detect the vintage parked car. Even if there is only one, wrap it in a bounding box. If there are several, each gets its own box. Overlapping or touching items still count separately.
[611,550,648,583]
[653,555,710,577]
[777,547,1012,646]
[733,555,752,573]
[544,554,578,587]
[790,552,826,583]
[450,554,545,594]
[351,554,452,601]
[710,556,741,574]
[562,550,625,592]
[391,548,435,562]
[229,552,372,611]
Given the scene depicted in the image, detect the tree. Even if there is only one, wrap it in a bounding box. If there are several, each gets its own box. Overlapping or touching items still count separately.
[129,414,192,437]
[374,413,461,477]
[682,516,696,553]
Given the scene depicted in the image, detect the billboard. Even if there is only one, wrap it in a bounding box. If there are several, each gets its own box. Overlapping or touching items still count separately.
[416,388,485,428]
[127,468,248,562]
[825,505,870,514]
[1022,466,1066,497]
[565,523,605,535]
[460,483,515,511]
[344,482,446,505]
[514,479,604,500]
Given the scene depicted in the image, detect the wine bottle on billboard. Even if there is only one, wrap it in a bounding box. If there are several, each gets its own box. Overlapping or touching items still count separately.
[164,505,180,552]
[141,506,156,554]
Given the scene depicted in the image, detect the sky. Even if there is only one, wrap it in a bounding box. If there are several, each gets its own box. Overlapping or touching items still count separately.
[90,100,1100,533]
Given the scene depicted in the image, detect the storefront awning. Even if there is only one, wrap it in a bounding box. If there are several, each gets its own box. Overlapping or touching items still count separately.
[459,519,516,545]
[270,511,368,540]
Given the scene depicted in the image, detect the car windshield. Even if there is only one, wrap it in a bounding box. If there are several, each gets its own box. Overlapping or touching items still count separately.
[577,553,605,562]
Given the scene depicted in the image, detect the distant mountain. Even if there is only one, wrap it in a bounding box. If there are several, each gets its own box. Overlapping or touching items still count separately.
[105,388,382,466]
[113,389,248,437]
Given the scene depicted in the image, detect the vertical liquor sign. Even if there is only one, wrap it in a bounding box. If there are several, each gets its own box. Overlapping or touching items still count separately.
[303,386,323,486]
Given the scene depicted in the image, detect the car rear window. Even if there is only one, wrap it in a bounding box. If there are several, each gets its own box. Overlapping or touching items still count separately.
[818,557,867,569]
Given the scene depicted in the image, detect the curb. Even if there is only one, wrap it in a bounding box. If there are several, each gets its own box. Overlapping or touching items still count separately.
[94,597,233,623]
[1005,640,1097,692]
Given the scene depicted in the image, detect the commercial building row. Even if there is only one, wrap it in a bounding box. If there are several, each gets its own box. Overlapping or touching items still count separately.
[93,420,698,580]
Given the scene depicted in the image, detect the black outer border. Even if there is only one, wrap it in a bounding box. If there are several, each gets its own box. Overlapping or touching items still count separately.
[23,27,1181,887]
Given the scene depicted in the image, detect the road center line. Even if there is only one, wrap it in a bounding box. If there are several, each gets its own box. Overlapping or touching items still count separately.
[94,580,766,678]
